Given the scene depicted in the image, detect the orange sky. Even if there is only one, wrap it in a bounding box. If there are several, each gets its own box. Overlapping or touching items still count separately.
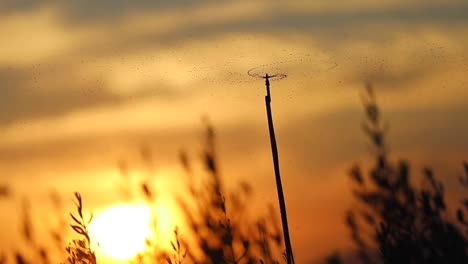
[1,0,468,263]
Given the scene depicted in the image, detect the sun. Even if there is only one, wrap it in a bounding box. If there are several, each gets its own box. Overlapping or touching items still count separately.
[88,203,153,261]
[88,201,179,262]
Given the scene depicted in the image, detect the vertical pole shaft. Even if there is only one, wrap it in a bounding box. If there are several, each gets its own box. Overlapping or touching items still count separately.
[264,74,295,264]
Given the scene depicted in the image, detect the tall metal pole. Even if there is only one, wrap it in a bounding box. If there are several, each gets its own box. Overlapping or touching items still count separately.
[264,74,295,264]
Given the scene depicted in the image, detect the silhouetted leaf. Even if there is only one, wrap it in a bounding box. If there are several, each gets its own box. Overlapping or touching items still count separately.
[70,213,82,225]
[71,225,85,235]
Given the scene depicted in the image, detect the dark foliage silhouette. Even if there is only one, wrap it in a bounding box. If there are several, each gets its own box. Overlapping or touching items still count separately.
[66,192,96,264]
[176,119,284,264]
[85,119,286,264]
[456,162,468,236]
[346,84,468,264]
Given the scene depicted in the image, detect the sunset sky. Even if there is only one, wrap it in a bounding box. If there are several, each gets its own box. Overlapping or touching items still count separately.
[1,0,467,263]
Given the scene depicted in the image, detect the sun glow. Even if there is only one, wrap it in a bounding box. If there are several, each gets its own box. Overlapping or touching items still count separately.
[153,202,175,243]
[88,202,179,262]
[89,203,153,260]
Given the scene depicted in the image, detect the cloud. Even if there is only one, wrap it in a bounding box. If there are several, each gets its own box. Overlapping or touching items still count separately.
[1,27,466,144]
[0,7,92,65]
[0,55,194,127]
[0,0,467,156]
[0,0,212,18]
[71,2,468,60]
[0,65,122,124]
[3,1,468,66]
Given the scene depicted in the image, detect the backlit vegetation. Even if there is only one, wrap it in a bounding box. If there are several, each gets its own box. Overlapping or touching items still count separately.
[1,86,466,264]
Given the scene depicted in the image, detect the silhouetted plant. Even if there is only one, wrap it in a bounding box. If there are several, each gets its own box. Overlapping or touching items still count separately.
[347,84,468,264]
[132,226,186,264]
[165,227,188,264]
[0,184,71,264]
[8,197,55,264]
[456,163,468,235]
[0,185,9,198]
[324,253,341,264]
[48,190,68,257]
[177,120,283,264]
[66,192,96,264]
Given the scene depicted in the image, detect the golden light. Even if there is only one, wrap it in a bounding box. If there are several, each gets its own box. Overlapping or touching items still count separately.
[151,201,182,251]
[88,201,179,262]
[89,203,153,261]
